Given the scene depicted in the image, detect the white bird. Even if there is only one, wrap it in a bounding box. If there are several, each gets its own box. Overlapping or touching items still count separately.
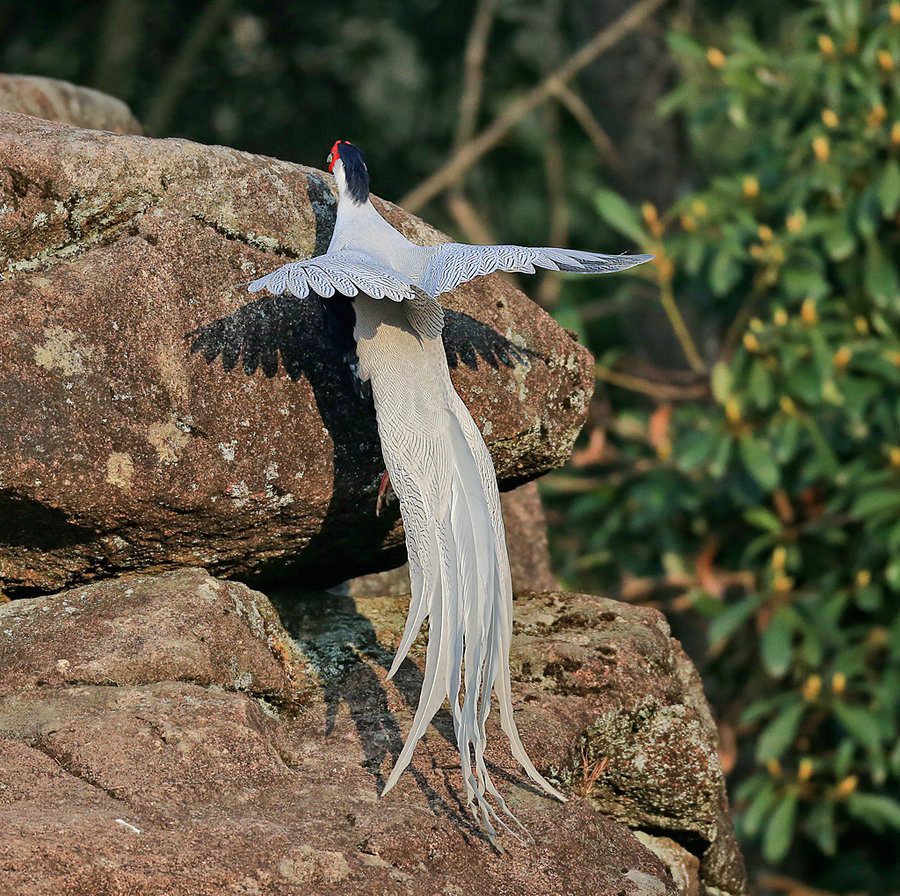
[248,141,652,838]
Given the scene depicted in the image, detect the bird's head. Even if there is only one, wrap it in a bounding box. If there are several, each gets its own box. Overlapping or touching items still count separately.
[327,140,370,205]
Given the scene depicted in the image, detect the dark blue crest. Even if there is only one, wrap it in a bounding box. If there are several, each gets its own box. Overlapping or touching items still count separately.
[336,142,370,204]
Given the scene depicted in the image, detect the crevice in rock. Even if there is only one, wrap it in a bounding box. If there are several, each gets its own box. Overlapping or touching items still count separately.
[189,213,302,258]
[29,738,128,806]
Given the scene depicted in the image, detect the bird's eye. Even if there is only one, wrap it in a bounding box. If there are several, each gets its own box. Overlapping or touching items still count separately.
[327,152,335,172]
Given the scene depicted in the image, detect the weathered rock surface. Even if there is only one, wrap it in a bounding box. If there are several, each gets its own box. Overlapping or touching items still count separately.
[0,111,593,598]
[0,74,142,134]
[0,569,745,896]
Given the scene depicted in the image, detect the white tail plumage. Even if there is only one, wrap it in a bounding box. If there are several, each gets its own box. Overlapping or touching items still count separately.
[363,314,566,835]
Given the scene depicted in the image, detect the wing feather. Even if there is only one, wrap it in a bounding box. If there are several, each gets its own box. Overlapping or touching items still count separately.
[248,249,420,303]
[421,243,653,296]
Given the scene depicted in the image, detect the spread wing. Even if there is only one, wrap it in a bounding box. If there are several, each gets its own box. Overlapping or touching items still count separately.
[247,249,421,303]
[421,244,654,297]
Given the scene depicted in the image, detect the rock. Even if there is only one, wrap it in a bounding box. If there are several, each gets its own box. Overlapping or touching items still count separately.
[344,479,559,597]
[0,569,745,896]
[0,74,142,134]
[508,593,747,896]
[0,111,593,598]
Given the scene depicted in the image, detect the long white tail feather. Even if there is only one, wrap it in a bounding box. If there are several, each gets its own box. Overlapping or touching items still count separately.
[353,295,564,838]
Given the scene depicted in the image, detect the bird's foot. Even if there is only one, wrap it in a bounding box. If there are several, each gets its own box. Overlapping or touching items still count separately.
[376,470,393,516]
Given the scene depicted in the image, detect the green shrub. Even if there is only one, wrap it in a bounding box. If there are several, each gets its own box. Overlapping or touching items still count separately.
[550,0,900,882]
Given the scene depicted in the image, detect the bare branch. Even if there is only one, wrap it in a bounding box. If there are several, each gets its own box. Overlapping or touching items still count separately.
[595,364,709,401]
[550,83,624,173]
[453,0,499,151]
[143,0,235,136]
[400,0,671,212]
[445,192,499,247]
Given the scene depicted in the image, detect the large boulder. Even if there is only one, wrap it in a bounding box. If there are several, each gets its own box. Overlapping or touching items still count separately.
[0,74,142,134]
[0,111,593,598]
[0,568,745,896]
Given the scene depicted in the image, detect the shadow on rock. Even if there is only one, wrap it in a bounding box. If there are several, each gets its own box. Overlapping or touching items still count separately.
[187,294,538,585]
[270,588,489,843]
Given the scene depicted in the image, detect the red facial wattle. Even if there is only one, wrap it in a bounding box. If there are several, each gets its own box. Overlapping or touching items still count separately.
[328,140,342,173]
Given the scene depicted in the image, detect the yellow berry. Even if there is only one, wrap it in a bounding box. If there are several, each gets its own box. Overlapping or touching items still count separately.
[833,346,852,369]
[772,546,787,570]
[798,758,814,782]
[802,675,822,702]
[854,315,869,334]
[832,672,847,694]
[836,775,858,796]
[892,122,900,145]
[680,213,697,232]
[707,47,727,68]
[758,224,774,243]
[878,49,895,71]
[821,108,839,128]
[801,298,818,325]
[750,317,764,332]
[767,758,783,777]
[889,446,900,468]
[773,308,788,327]
[868,104,887,127]
[655,255,674,281]
[773,573,793,593]
[818,34,836,57]
[891,2,900,23]
[856,569,871,587]
[743,332,761,353]
[780,396,797,415]
[786,210,807,233]
[743,176,760,198]
[642,202,659,224]
[725,398,742,423]
[691,199,708,217]
[813,136,830,160]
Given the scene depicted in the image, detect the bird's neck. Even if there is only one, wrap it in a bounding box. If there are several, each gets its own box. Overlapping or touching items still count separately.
[328,193,382,251]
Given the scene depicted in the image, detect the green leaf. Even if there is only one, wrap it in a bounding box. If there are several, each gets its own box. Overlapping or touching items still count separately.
[675,429,717,472]
[851,490,900,520]
[709,596,759,646]
[595,190,645,245]
[709,251,742,297]
[762,793,797,863]
[749,361,773,408]
[666,31,706,59]
[740,435,780,491]
[864,241,899,307]
[756,702,805,762]
[782,265,830,300]
[708,432,733,479]
[742,780,777,837]
[878,161,900,218]
[744,506,783,533]
[846,793,900,832]
[802,418,839,477]
[822,216,856,261]
[806,802,837,856]
[833,702,881,750]
[761,606,794,677]
[711,362,732,403]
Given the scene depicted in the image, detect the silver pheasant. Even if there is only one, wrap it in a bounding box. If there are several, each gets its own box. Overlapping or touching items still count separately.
[248,141,652,837]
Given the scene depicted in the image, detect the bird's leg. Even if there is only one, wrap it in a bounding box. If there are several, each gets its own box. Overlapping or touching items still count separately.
[376,470,393,517]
